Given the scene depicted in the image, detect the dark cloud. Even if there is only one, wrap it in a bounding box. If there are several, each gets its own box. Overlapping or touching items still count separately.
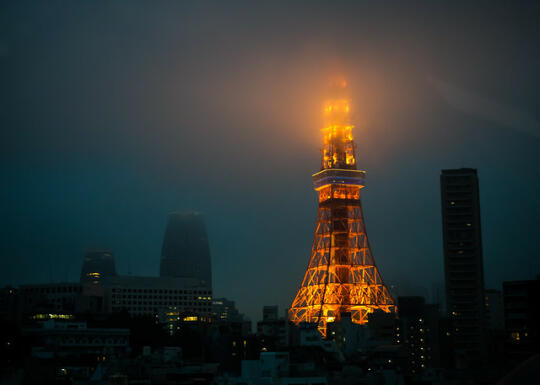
[429,76,540,137]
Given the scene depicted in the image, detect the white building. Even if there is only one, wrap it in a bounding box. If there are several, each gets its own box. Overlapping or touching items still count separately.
[217,352,327,385]
[22,319,129,358]
[102,275,212,321]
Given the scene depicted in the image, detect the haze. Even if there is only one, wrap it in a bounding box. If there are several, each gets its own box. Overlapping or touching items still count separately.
[1,1,539,322]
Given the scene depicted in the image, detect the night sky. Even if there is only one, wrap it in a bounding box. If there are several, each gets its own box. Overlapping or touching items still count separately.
[2,1,539,323]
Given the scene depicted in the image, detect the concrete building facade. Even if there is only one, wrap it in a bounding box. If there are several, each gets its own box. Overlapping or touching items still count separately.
[440,168,486,365]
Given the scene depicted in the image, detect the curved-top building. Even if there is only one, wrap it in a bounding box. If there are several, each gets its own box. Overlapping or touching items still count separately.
[159,212,212,288]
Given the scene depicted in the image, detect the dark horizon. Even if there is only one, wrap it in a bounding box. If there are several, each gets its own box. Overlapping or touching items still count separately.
[2,0,540,323]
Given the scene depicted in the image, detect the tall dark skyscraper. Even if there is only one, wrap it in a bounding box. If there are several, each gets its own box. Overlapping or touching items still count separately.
[80,250,117,284]
[440,168,486,365]
[160,212,212,288]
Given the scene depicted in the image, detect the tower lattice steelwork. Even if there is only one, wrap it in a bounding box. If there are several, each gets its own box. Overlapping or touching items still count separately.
[289,80,395,337]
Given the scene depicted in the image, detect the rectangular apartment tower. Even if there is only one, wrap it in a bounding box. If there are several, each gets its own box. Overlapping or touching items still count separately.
[440,168,486,366]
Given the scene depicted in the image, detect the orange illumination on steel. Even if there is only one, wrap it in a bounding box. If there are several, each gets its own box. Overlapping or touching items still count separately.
[321,90,356,170]
[289,80,395,337]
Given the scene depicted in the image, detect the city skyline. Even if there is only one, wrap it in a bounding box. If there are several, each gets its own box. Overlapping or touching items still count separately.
[2,1,540,324]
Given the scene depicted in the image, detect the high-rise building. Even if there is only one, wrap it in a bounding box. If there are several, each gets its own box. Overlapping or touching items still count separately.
[503,277,540,363]
[103,275,212,321]
[440,168,486,365]
[257,306,287,348]
[485,289,504,331]
[212,298,241,322]
[397,297,441,375]
[289,80,395,337]
[18,283,85,316]
[160,212,212,288]
[80,250,117,284]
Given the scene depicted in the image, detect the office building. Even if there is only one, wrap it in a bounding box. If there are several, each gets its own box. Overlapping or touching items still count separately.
[18,282,84,316]
[103,275,212,321]
[160,212,213,288]
[257,305,287,347]
[212,297,245,322]
[22,319,129,357]
[440,168,486,365]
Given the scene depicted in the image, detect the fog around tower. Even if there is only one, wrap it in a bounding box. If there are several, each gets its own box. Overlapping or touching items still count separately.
[1,1,539,322]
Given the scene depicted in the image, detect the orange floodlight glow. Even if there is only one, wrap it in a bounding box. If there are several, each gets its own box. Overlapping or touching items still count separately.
[288,80,396,337]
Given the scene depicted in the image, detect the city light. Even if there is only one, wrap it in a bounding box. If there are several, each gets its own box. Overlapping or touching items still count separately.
[289,80,396,337]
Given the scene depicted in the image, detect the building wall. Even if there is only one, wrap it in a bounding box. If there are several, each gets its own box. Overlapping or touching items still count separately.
[160,212,213,289]
[22,320,129,356]
[18,283,84,315]
[503,277,540,363]
[398,297,441,375]
[440,168,486,365]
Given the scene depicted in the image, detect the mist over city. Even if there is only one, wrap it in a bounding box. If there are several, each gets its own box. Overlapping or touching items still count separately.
[1,1,539,385]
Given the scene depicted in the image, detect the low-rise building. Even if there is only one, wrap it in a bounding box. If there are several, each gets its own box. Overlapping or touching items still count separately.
[257,306,288,348]
[104,275,212,321]
[22,319,130,359]
[217,352,327,385]
[397,297,441,376]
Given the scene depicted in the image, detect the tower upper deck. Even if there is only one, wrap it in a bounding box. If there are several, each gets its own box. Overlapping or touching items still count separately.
[314,80,365,194]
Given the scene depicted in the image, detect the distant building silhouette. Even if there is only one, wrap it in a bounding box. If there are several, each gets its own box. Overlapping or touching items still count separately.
[485,289,504,331]
[103,275,212,323]
[160,212,212,288]
[212,298,244,323]
[397,296,441,375]
[503,276,540,364]
[17,282,100,316]
[257,305,287,348]
[80,250,117,284]
[440,168,486,366]
[211,297,252,343]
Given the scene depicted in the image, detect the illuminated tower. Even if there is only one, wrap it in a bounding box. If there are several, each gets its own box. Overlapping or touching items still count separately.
[288,80,395,336]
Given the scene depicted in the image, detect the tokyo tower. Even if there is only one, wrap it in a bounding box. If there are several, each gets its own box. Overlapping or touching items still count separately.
[288,80,395,337]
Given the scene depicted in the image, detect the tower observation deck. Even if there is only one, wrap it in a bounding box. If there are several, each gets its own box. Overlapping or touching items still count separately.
[288,80,396,336]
